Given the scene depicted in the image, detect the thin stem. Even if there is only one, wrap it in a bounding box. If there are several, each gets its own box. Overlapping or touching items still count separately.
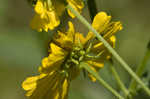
[66,4,150,95]
[110,63,130,98]
[87,0,98,20]
[129,48,150,94]
[80,62,124,99]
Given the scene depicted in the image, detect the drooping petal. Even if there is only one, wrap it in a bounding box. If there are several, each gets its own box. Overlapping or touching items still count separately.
[39,43,68,73]
[22,71,70,99]
[30,14,47,32]
[85,12,122,44]
[86,60,104,68]
[86,60,104,82]
[85,36,116,82]
[53,78,70,99]
[102,22,122,41]
[53,21,75,50]
[85,12,111,41]
[61,79,69,99]
[92,36,116,53]
[85,64,99,82]
[22,73,48,97]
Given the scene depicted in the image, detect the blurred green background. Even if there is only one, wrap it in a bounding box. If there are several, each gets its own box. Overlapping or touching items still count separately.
[0,0,150,99]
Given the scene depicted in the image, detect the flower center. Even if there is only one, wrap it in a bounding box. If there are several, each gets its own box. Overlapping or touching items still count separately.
[60,46,86,78]
[68,46,85,65]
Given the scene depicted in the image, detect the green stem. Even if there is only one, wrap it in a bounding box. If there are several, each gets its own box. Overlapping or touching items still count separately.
[66,4,150,95]
[80,62,124,99]
[110,63,130,98]
[129,48,150,94]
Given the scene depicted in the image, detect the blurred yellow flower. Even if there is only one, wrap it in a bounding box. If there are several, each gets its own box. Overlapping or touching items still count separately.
[30,0,60,32]
[22,12,122,99]
[30,0,84,32]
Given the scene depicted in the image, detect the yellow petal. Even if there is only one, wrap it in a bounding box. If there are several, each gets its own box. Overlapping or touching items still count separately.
[23,72,69,99]
[31,1,60,32]
[86,60,104,82]
[92,12,111,31]
[22,72,68,99]
[46,10,60,30]
[85,12,111,41]
[75,32,86,45]
[67,0,84,18]
[22,74,47,97]
[67,21,75,34]
[34,1,45,14]
[110,35,116,48]
[53,21,75,50]
[61,79,69,99]
[86,60,104,68]
[87,65,98,82]
[50,43,67,56]
[103,22,122,40]
[39,43,67,73]
[22,76,39,91]
[30,14,46,32]
[92,35,116,53]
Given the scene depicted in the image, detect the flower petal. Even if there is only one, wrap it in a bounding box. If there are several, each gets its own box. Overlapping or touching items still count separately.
[53,21,75,50]
[22,71,70,99]
[34,0,45,15]
[67,0,84,18]
[39,43,67,73]
[31,0,60,32]
[92,36,116,53]
[85,12,111,41]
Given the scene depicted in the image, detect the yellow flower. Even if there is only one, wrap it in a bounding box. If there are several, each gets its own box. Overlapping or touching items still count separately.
[22,12,122,99]
[30,0,84,32]
[30,0,60,32]
[22,22,82,99]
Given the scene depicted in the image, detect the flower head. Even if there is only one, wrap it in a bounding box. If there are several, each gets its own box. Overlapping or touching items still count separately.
[22,12,122,99]
[30,0,84,32]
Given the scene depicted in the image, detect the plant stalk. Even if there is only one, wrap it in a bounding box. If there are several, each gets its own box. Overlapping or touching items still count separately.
[66,4,150,95]
[80,62,124,99]
[110,63,130,98]
[129,48,150,94]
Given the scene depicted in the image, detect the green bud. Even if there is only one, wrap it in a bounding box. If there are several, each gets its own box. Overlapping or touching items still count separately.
[60,70,69,77]
[80,50,85,55]
[74,46,80,51]
[71,58,79,65]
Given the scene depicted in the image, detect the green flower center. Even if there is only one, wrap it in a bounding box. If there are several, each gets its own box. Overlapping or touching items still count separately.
[60,46,86,77]
[68,46,85,65]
